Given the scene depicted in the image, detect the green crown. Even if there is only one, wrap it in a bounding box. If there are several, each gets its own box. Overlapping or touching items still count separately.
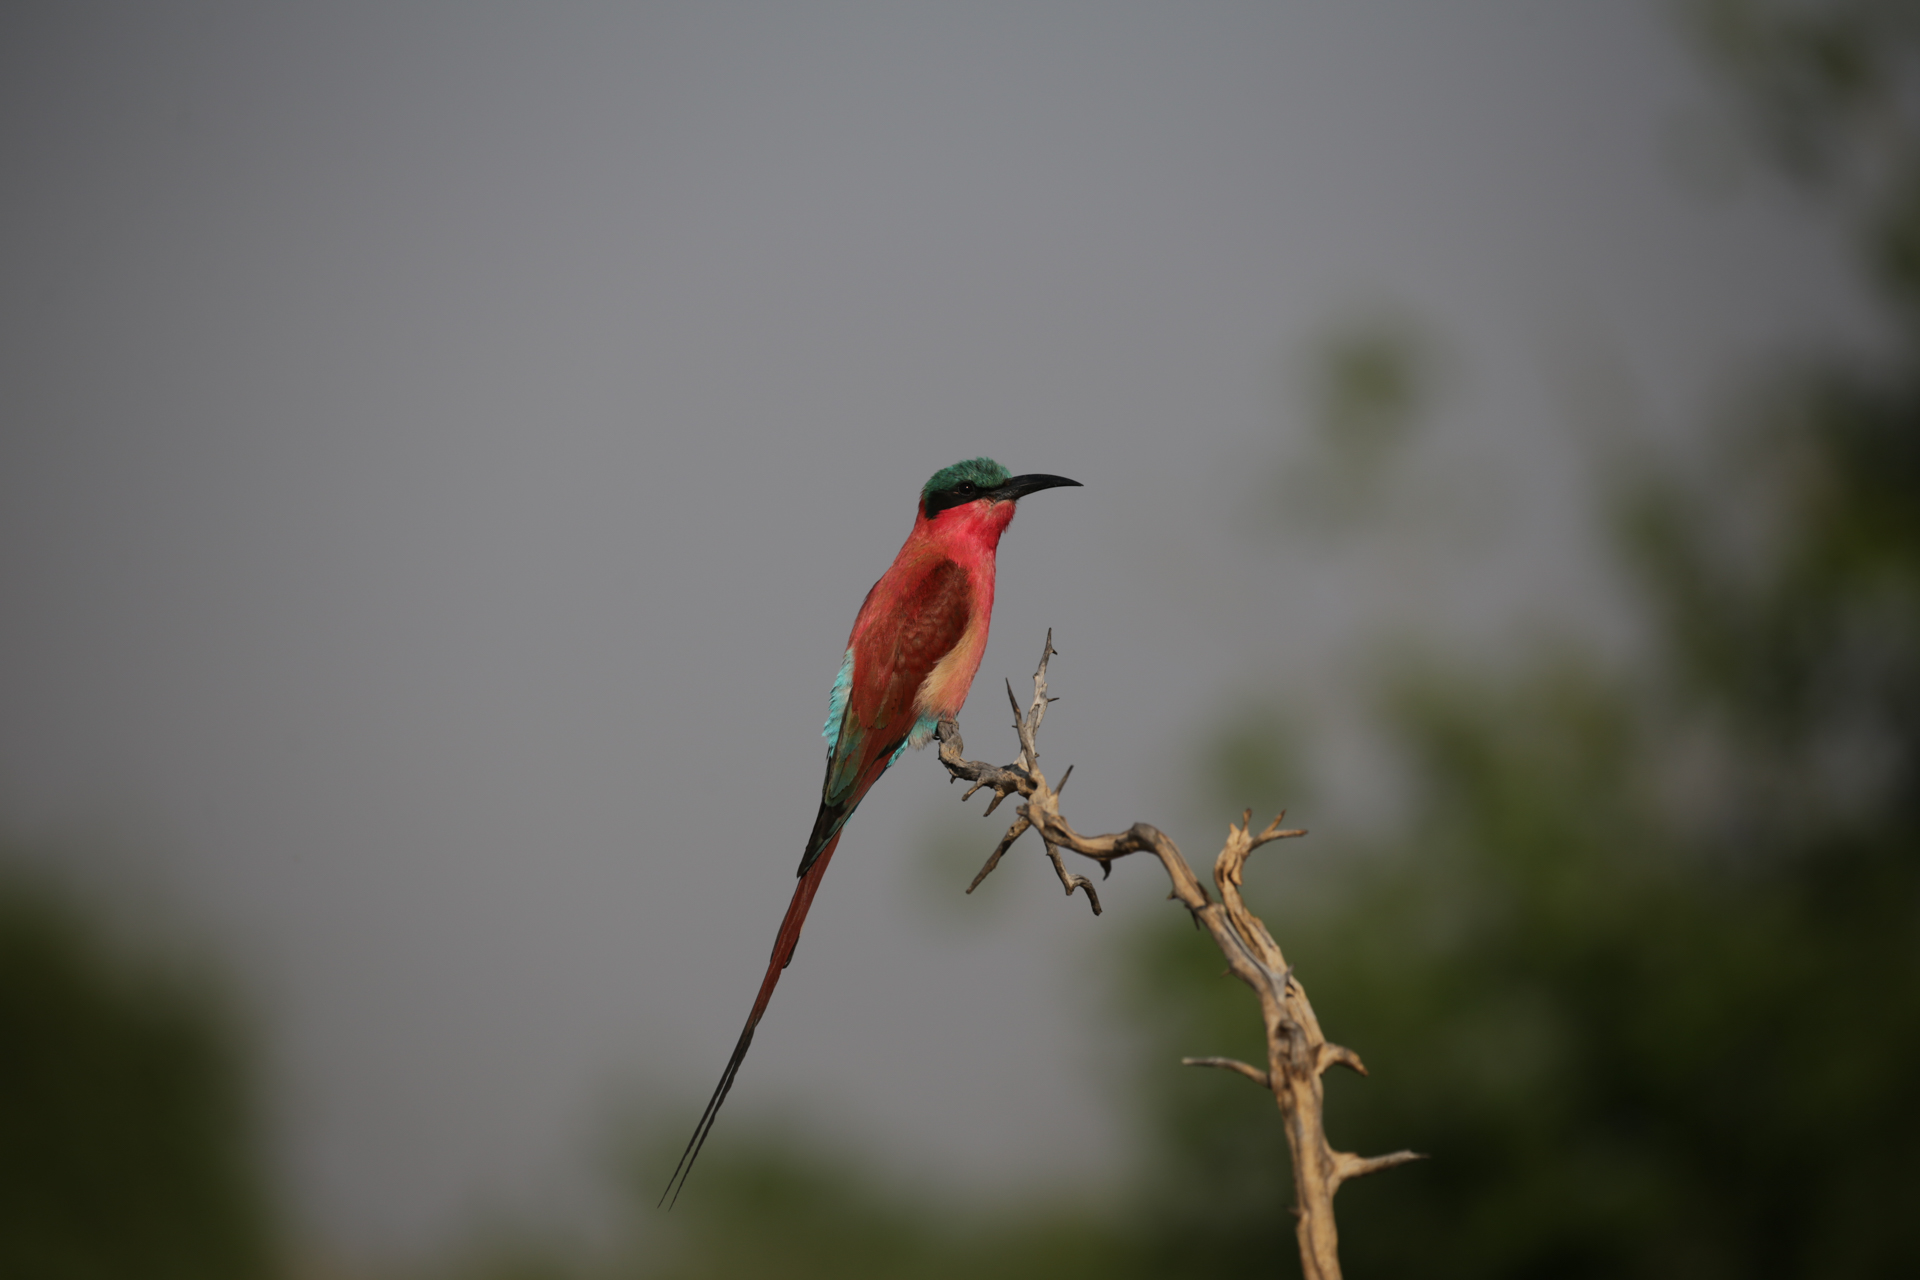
[921,457,1010,499]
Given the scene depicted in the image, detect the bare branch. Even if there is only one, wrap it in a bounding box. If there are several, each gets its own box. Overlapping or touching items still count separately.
[941,633,1416,1280]
[1040,837,1101,915]
[935,718,1032,815]
[965,814,1031,894]
[1182,1056,1273,1090]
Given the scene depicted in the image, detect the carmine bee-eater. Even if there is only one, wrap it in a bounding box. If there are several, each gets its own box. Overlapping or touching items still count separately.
[663,458,1080,1204]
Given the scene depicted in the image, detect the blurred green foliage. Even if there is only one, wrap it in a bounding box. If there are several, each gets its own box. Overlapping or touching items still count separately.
[1309,319,1429,468]
[1124,4,1920,1274]
[0,854,277,1280]
[416,1130,1136,1280]
[1278,316,1433,529]
[626,1134,1131,1280]
[1137,649,1917,1275]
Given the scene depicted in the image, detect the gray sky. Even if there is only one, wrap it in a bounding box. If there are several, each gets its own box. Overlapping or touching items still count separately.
[0,0,1878,1264]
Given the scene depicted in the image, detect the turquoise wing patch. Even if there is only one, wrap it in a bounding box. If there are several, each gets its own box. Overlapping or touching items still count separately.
[822,648,854,748]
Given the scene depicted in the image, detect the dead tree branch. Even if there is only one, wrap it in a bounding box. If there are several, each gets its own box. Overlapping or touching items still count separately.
[937,631,1420,1280]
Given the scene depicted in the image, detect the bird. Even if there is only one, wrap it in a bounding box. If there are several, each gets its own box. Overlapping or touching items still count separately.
[661,457,1080,1205]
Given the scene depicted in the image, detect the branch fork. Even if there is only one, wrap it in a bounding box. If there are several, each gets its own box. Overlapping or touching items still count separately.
[938,632,1421,1280]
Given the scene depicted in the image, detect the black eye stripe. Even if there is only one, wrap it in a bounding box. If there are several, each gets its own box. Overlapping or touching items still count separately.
[922,482,988,519]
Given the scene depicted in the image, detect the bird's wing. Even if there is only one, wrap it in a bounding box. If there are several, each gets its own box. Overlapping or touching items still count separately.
[801,556,971,871]
[835,556,972,794]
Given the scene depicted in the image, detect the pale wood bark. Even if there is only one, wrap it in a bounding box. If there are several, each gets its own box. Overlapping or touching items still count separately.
[938,633,1420,1280]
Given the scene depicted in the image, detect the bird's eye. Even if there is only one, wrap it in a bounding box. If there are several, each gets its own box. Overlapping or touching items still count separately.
[958,482,976,495]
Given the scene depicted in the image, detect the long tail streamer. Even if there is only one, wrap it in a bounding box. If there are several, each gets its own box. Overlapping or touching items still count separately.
[659,834,842,1207]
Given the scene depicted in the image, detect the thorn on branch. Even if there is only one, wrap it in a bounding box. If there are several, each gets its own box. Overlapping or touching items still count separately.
[1317,1043,1370,1077]
[1333,1149,1427,1187]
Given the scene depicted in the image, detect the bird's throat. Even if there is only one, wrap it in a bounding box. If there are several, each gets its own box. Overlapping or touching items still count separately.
[918,497,1016,559]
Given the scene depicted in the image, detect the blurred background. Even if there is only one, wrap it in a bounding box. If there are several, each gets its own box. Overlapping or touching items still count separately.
[4,0,1916,1275]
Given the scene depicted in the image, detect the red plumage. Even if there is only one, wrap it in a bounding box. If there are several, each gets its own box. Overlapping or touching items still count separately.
[662,462,1077,1204]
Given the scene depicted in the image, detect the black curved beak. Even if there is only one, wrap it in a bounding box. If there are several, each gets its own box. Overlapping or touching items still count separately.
[993,473,1082,501]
